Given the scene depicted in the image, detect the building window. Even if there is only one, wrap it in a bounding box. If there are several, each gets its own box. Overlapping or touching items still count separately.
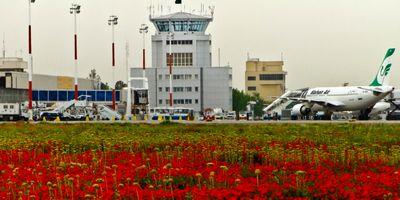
[165,75,170,79]
[259,74,284,81]
[173,87,184,92]
[195,74,199,79]
[195,87,199,92]
[229,74,232,80]
[247,76,256,81]
[158,74,163,80]
[159,99,163,104]
[195,99,199,104]
[167,40,193,45]
[166,99,170,105]
[185,99,192,104]
[185,74,192,80]
[166,87,170,92]
[248,86,257,91]
[155,21,170,32]
[186,87,192,92]
[173,74,185,80]
[166,53,193,67]
[158,87,162,92]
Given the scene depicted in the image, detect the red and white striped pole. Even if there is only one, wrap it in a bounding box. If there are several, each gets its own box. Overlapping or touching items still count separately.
[168,30,174,107]
[70,4,81,101]
[108,15,118,110]
[28,0,34,120]
[139,24,149,111]
[112,26,116,110]
[74,14,78,101]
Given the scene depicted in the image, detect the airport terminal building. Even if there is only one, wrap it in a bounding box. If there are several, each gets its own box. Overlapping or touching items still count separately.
[131,12,232,112]
[0,57,120,104]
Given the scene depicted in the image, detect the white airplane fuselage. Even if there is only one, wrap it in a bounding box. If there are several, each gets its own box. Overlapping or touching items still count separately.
[303,86,394,112]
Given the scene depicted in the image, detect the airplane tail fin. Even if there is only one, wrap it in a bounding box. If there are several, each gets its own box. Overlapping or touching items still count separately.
[370,48,395,86]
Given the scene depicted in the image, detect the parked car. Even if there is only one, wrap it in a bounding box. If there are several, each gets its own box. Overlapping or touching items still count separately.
[239,112,247,120]
[226,111,236,120]
[215,113,225,120]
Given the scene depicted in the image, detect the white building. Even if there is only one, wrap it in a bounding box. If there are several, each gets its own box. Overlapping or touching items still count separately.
[131,12,232,112]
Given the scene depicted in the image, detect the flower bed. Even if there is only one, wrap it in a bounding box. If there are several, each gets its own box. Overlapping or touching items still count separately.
[0,123,399,199]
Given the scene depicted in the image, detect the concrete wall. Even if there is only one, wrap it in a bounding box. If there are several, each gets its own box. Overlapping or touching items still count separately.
[202,67,232,111]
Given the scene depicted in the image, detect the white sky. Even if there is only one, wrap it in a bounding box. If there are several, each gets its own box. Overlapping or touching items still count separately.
[0,0,399,90]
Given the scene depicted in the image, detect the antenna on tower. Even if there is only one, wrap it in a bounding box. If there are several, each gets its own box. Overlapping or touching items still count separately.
[2,33,5,58]
[125,41,130,84]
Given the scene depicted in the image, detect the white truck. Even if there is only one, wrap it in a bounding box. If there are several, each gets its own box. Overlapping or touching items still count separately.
[0,103,22,121]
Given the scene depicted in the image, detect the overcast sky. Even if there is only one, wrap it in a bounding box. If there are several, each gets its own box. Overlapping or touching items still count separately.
[0,0,399,90]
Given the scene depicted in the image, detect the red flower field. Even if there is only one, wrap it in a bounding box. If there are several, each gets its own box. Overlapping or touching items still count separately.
[0,123,399,199]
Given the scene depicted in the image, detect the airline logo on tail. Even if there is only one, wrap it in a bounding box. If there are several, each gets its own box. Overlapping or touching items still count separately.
[370,48,395,86]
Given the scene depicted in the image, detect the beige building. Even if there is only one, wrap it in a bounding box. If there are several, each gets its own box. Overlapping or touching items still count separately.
[245,58,287,102]
[0,57,96,90]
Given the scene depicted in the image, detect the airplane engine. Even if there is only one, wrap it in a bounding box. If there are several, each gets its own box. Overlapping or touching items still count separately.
[369,102,391,116]
[291,104,312,116]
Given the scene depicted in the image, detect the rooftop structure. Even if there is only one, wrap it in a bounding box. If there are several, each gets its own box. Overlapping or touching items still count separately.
[245,59,287,102]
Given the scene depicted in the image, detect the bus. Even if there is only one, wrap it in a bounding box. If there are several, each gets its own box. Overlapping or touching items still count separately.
[149,107,194,121]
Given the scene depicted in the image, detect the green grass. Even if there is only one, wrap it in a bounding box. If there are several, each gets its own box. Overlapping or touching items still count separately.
[0,123,399,150]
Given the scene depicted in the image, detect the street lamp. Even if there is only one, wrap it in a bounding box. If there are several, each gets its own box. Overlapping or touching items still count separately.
[27,0,35,121]
[139,24,149,117]
[108,15,118,110]
[70,3,81,101]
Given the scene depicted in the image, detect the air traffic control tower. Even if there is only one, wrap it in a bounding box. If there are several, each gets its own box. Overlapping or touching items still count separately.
[132,12,232,112]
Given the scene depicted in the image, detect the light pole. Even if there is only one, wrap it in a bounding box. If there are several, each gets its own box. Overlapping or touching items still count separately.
[27,0,35,121]
[108,15,118,110]
[126,43,132,119]
[139,24,149,116]
[168,21,174,107]
[70,3,81,101]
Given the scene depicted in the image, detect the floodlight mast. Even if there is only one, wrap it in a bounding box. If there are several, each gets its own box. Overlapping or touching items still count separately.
[108,15,118,110]
[168,22,174,107]
[139,24,149,117]
[70,3,81,101]
[27,0,35,121]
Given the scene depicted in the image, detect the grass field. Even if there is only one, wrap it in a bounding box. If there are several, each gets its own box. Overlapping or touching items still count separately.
[1,123,400,199]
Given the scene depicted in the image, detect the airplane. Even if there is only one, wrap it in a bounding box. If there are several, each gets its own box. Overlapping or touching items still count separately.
[287,48,396,120]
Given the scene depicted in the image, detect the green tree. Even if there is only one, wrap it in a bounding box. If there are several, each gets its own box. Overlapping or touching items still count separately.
[232,88,267,118]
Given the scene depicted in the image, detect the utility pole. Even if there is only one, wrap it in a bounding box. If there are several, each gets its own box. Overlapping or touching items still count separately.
[168,21,174,107]
[125,42,131,119]
[70,3,81,101]
[27,0,36,121]
[108,15,118,110]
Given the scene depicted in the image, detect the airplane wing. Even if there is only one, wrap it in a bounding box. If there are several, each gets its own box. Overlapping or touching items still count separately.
[285,97,345,108]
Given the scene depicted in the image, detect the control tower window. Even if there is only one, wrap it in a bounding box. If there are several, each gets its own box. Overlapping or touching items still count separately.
[155,21,170,32]
[156,20,207,32]
[189,21,206,32]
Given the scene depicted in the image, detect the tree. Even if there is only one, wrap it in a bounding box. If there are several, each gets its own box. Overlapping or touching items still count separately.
[232,88,267,118]
[115,81,127,90]
[88,69,101,90]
